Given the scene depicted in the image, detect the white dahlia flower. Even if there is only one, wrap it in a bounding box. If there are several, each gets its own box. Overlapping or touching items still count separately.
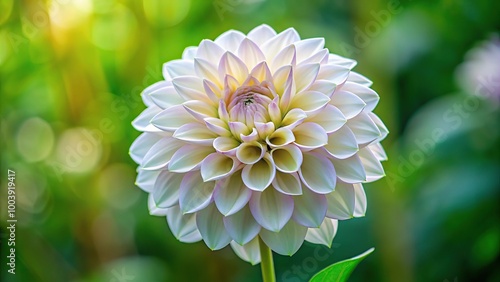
[130,25,388,264]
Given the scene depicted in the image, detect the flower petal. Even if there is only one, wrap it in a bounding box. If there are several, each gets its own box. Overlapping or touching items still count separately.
[164,59,195,78]
[266,127,295,148]
[305,218,338,247]
[179,171,215,214]
[261,28,300,60]
[173,123,217,145]
[132,106,162,132]
[148,194,169,216]
[166,205,202,243]
[347,71,373,87]
[316,64,350,85]
[149,85,185,110]
[330,90,366,119]
[142,81,170,106]
[249,187,294,232]
[172,76,212,103]
[182,46,197,60]
[136,169,160,193]
[299,152,337,194]
[306,104,346,133]
[309,80,337,98]
[341,82,379,112]
[271,144,303,173]
[295,38,325,63]
[272,171,303,196]
[183,100,218,121]
[201,153,238,182]
[238,38,265,70]
[152,170,183,208]
[236,141,265,164]
[230,238,261,265]
[229,121,251,139]
[328,54,357,69]
[324,126,359,159]
[346,112,381,145]
[368,112,389,142]
[255,121,275,139]
[213,136,240,155]
[290,90,330,114]
[293,122,328,151]
[242,154,276,191]
[250,61,273,83]
[196,40,225,64]
[259,220,307,256]
[325,181,355,219]
[353,184,367,217]
[219,52,249,84]
[368,142,388,161]
[204,117,231,137]
[292,187,327,227]
[281,108,307,130]
[168,144,215,173]
[271,44,296,72]
[268,99,282,126]
[141,137,184,170]
[301,49,329,65]
[213,171,251,216]
[247,24,277,45]
[358,147,385,182]
[130,132,163,163]
[330,154,366,183]
[196,203,232,250]
[223,206,261,245]
[214,30,246,53]
[151,104,198,132]
[294,63,320,93]
[194,58,220,84]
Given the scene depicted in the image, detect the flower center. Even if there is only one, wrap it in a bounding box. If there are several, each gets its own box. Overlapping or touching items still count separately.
[227,85,273,127]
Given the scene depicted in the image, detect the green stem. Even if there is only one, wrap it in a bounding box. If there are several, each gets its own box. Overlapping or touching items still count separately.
[258,236,276,282]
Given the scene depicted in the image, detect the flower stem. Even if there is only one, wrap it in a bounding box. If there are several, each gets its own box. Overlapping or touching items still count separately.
[258,236,276,282]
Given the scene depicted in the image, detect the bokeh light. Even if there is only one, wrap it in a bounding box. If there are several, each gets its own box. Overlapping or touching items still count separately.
[1,0,499,282]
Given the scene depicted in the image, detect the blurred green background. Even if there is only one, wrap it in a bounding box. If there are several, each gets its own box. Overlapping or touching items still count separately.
[1,0,499,281]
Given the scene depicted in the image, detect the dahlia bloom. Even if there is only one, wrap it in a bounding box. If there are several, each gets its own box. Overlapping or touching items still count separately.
[130,25,388,264]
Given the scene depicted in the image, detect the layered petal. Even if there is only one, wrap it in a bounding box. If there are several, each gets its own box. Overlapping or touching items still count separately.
[230,237,261,265]
[299,152,336,194]
[272,171,302,195]
[325,181,356,219]
[166,205,203,243]
[201,153,239,182]
[168,144,215,173]
[249,187,294,232]
[179,171,215,214]
[196,203,232,250]
[141,137,184,170]
[242,154,276,191]
[259,220,307,256]
[213,171,252,216]
[223,206,261,245]
[330,154,366,183]
[305,218,338,247]
[292,187,328,227]
[152,171,183,208]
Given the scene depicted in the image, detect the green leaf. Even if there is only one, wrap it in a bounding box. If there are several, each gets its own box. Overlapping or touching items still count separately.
[309,248,375,282]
